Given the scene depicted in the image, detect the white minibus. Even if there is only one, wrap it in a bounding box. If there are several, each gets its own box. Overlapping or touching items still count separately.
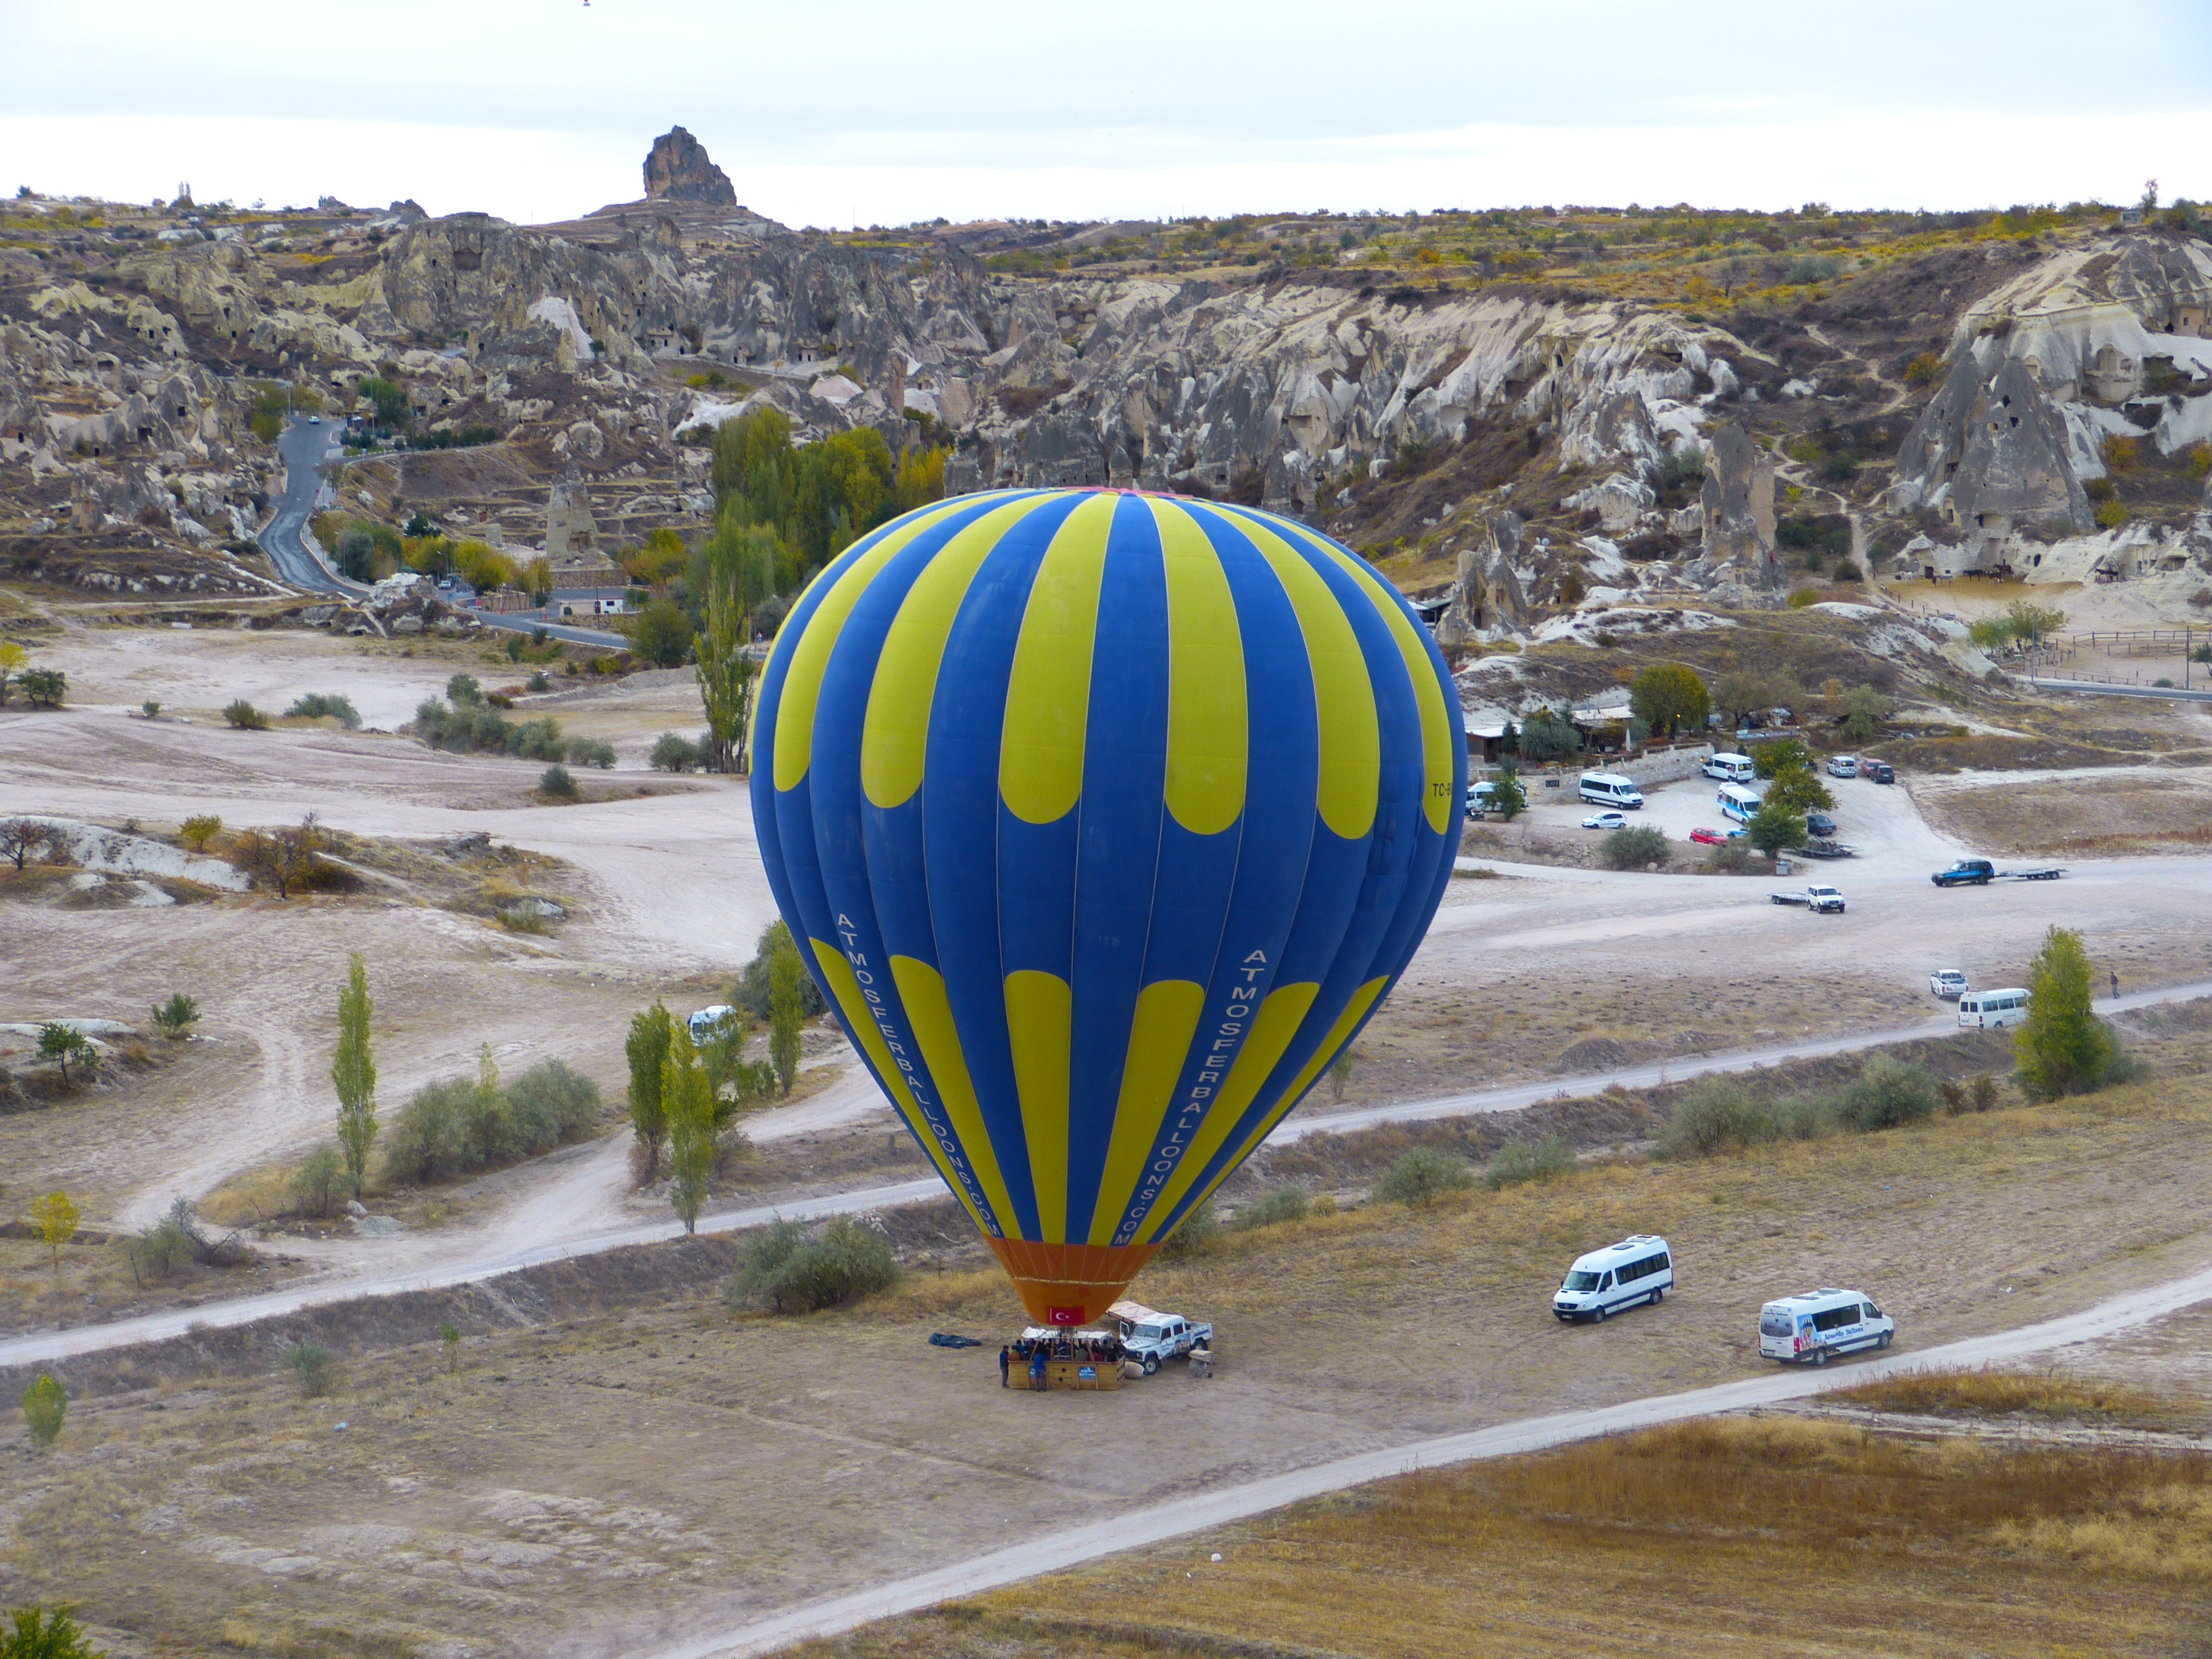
[1757,1287,1895,1365]
[1702,752,1756,784]
[1553,1234,1674,1322]
[1717,782,1763,823]
[1958,987,2030,1029]
[1578,771,1645,809]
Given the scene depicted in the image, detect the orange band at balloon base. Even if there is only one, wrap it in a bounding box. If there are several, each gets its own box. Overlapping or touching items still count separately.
[988,1238,1161,1328]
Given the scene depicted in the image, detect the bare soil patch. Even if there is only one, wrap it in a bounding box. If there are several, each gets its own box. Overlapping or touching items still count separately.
[1917,773,2212,858]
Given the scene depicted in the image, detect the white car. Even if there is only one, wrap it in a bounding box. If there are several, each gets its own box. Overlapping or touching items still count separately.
[1929,968,1968,999]
[1827,754,1858,778]
[1582,810,1628,831]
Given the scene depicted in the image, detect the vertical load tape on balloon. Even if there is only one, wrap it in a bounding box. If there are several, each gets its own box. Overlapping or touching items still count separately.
[750,488,1464,1326]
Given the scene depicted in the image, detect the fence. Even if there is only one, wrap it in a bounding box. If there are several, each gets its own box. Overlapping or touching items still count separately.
[2056,629,2206,659]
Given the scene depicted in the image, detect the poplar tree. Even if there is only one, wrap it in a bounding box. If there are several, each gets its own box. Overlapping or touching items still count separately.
[625,1001,676,1180]
[693,577,755,774]
[769,943,805,1097]
[332,952,378,1197]
[664,1022,718,1233]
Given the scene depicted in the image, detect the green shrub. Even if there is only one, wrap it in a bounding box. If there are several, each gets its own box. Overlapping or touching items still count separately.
[566,737,616,769]
[1598,824,1670,870]
[1484,1135,1575,1190]
[1704,841,1756,873]
[447,673,483,705]
[1374,1146,1474,1206]
[284,1339,336,1397]
[222,698,269,731]
[1231,1188,1311,1229]
[503,1059,603,1145]
[650,731,700,773]
[509,717,566,762]
[1157,1199,1219,1260]
[526,671,552,692]
[288,1142,347,1218]
[19,668,66,708]
[725,1216,899,1314]
[380,1077,473,1184]
[1661,1077,1826,1156]
[1833,1056,1941,1130]
[539,763,578,799]
[381,1063,599,1186]
[1,1603,102,1656]
[21,1373,66,1449]
[285,692,362,728]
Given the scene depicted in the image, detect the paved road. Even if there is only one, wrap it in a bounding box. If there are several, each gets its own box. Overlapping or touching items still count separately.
[472,608,633,650]
[8,975,2208,1375]
[258,418,364,597]
[650,1255,2212,1658]
[2027,677,2212,703]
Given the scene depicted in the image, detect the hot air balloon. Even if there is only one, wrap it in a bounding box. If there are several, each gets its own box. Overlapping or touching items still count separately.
[750,487,1464,1326]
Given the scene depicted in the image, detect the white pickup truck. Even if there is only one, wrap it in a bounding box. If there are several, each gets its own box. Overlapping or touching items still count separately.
[1771,884,1846,914]
[1109,1299,1213,1375]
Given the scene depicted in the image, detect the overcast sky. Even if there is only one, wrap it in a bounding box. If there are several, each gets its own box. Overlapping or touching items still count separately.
[5,1,2210,226]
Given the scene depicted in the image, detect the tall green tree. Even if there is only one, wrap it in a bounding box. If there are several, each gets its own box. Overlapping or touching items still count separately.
[331,953,378,1198]
[625,1001,676,1179]
[769,941,805,1097]
[1628,662,1710,739]
[2015,925,2115,1098]
[1745,800,1806,857]
[693,577,756,775]
[663,1023,718,1234]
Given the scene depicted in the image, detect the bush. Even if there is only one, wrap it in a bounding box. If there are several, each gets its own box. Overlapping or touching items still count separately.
[1598,824,1670,870]
[725,1216,899,1314]
[447,673,483,705]
[509,717,566,761]
[0,1603,102,1656]
[526,670,552,692]
[1231,1188,1311,1229]
[151,991,199,1038]
[1661,1078,1826,1156]
[381,1063,598,1186]
[733,920,828,1021]
[179,813,222,851]
[566,737,615,769]
[21,1373,66,1449]
[1704,841,1756,873]
[1833,1056,1942,1131]
[288,1142,347,1218]
[540,763,578,799]
[19,668,65,708]
[285,692,362,728]
[1484,1135,1575,1190]
[2015,925,2119,1099]
[650,731,700,773]
[631,598,695,668]
[284,1339,337,1397]
[1157,1199,1219,1261]
[222,698,269,731]
[1374,1147,1473,1206]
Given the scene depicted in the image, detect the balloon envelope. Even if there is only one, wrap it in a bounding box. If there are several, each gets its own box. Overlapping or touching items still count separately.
[750,488,1464,1324]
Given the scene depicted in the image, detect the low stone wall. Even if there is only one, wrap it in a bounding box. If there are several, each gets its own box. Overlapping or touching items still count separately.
[1614,743,1715,787]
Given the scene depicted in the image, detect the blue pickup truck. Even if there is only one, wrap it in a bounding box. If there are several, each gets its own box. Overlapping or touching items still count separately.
[1931,859,1995,887]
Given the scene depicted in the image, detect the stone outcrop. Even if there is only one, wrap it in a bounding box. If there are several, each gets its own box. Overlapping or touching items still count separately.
[644,127,736,208]
[1692,422,1777,589]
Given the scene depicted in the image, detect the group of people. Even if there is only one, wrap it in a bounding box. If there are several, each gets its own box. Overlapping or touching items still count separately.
[1000,1329,1126,1389]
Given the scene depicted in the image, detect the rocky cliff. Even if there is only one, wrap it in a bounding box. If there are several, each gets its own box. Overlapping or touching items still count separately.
[644,126,737,208]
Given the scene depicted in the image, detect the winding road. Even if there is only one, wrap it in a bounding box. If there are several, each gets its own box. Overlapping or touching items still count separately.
[258,418,363,597]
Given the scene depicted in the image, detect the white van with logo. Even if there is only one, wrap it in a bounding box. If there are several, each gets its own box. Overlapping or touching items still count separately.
[1578,771,1645,809]
[1758,1287,1895,1365]
[1717,782,1764,823]
[1553,1234,1673,1322]
[1958,987,2031,1029]
[1702,752,1756,784]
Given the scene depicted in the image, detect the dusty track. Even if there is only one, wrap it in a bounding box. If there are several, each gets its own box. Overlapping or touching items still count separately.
[659,1258,2212,1658]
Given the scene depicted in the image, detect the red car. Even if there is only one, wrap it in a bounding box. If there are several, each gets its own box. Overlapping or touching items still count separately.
[1689,826,1730,846]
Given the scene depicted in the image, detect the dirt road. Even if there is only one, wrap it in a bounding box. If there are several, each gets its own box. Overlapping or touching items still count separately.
[655,1257,2212,1659]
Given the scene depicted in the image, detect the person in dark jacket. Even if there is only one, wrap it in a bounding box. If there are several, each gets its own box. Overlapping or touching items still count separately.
[1030,1349,1047,1391]
[999,1345,1010,1387]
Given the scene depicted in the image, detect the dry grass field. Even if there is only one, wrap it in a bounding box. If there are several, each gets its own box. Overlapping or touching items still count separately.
[1916,772,2212,858]
[799,1406,2212,1659]
[8,1034,2212,1657]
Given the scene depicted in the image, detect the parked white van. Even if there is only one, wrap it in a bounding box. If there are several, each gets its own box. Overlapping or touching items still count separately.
[1717,782,1764,823]
[1578,771,1645,809]
[1958,987,2031,1029]
[1465,780,1498,817]
[1702,752,1756,784]
[1757,1287,1895,1365]
[1553,1234,1673,1322]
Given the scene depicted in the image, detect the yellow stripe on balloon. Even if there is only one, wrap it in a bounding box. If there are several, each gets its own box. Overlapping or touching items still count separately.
[1003,969,1073,1240]
[1087,978,1208,1245]
[1137,979,1319,1243]
[862,494,1055,810]
[809,940,992,1236]
[1231,514,1379,842]
[890,956,1026,1239]
[998,492,1117,825]
[771,498,980,792]
[1150,499,1246,837]
[1187,976,1391,1218]
[1283,523,1457,836]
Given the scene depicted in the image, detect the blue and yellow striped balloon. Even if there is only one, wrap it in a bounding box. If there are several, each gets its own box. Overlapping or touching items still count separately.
[750,488,1464,1324]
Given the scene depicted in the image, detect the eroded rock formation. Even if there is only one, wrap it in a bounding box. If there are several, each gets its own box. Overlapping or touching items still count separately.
[644,127,737,208]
